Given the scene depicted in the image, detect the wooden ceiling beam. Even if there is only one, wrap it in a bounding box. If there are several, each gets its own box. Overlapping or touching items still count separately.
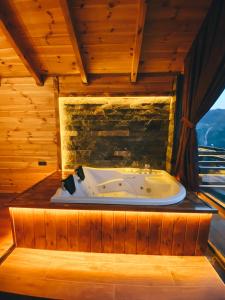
[0,17,43,86]
[59,0,88,84]
[131,0,147,83]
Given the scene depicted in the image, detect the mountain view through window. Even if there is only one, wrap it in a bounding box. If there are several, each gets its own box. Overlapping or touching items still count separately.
[197,89,225,205]
[197,89,225,148]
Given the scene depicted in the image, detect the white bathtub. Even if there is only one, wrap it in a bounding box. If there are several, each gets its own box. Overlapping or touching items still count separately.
[51,167,186,205]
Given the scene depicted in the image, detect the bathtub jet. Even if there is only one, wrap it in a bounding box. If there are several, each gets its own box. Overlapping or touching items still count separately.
[51,167,186,205]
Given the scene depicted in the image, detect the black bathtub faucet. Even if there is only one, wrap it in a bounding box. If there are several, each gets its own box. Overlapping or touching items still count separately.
[75,165,85,181]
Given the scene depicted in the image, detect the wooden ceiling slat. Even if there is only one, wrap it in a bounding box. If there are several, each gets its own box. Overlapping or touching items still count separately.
[59,0,88,84]
[0,0,44,85]
[0,18,43,85]
[0,0,212,78]
[131,0,147,83]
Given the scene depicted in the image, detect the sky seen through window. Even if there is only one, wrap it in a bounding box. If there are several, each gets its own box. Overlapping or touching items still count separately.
[211,89,225,110]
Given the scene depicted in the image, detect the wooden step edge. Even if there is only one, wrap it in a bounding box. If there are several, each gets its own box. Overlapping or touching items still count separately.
[0,244,15,265]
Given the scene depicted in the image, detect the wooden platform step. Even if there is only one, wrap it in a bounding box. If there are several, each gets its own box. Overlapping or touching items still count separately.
[0,248,224,299]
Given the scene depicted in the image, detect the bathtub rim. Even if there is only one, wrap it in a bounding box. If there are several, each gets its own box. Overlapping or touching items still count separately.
[51,167,187,206]
[7,170,217,213]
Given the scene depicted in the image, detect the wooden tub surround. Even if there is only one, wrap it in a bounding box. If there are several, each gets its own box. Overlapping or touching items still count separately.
[11,208,211,256]
[0,207,14,260]
[7,171,217,256]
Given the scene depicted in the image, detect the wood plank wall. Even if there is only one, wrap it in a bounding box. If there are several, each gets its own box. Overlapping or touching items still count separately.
[0,207,14,258]
[0,77,58,193]
[11,208,211,256]
[59,74,176,96]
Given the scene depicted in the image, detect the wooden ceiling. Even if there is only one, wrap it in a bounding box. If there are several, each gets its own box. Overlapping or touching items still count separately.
[0,0,212,84]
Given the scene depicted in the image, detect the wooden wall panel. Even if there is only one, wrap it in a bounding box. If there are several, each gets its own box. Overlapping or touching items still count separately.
[113,211,126,253]
[33,209,46,249]
[90,211,102,253]
[59,74,176,96]
[45,209,56,250]
[149,213,162,254]
[102,211,114,253]
[136,212,149,254]
[172,214,187,255]
[11,208,24,247]
[11,208,212,256]
[22,209,35,248]
[160,213,174,255]
[183,214,200,256]
[0,77,58,193]
[78,210,91,252]
[56,211,68,250]
[195,214,211,255]
[0,207,14,258]
[125,212,137,254]
[67,210,79,251]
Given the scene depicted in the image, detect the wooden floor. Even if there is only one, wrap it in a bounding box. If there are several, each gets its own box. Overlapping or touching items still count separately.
[0,248,224,300]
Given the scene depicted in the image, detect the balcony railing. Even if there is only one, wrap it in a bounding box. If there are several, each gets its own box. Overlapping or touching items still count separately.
[198,146,225,206]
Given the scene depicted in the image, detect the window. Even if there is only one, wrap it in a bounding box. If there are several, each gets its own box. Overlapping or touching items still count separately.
[197,89,225,208]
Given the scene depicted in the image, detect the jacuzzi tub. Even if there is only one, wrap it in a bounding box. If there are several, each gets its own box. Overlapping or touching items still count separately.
[51,167,186,205]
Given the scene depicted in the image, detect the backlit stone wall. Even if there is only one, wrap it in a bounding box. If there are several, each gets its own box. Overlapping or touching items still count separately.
[60,97,172,170]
